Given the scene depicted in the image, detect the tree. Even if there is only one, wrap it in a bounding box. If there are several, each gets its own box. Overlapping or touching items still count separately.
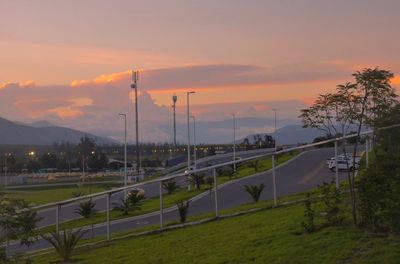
[190,174,205,190]
[162,180,179,194]
[39,153,59,168]
[75,199,97,237]
[301,193,315,233]
[41,229,88,263]
[177,201,190,223]
[300,68,398,225]
[77,136,96,179]
[244,183,265,203]
[0,195,40,260]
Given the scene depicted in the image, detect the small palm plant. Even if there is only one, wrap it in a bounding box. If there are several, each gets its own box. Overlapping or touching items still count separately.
[127,189,145,211]
[162,180,179,194]
[75,199,97,237]
[41,229,88,263]
[244,183,265,203]
[113,198,130,216]
[176,201,191,223]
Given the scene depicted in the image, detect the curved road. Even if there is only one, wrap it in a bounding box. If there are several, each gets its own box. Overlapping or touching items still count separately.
[10,147,350,254]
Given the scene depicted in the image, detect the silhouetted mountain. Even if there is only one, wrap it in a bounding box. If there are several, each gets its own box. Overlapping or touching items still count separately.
[239,125,325,145]
[0,117,117,145]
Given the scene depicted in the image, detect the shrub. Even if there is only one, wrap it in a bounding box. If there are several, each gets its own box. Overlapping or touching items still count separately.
[162,180,179,194]
[75,199,97,237]
[41,229,88,262]
[319,179,343,226]
[244,183,265,203]
[177,201,191,223]
[301,193,315,233]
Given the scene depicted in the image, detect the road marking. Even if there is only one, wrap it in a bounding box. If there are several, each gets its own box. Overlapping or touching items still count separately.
[298,162,325,184]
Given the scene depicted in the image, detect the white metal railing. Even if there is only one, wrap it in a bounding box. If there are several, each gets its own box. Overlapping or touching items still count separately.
[25,123,400,241]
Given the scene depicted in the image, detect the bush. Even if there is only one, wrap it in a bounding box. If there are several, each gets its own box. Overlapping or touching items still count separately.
[177,201,191,223]
[319,179,343,226]
[358,156,400,233]
[41,229,88,262]
[162,180,179,194]
[301,193,315,233]
[244,183,265,203]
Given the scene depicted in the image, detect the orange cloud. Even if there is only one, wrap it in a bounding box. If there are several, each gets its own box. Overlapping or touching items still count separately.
[0,80,34,90]
[47,107,84,118]
[71,70,131,87]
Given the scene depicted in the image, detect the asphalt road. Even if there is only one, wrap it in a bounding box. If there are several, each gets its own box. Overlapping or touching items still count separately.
[33,148,275,228]
[9,147,352,254]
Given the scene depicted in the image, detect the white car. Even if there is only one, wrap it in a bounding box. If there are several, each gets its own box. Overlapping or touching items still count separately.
[326,153,360,166]
[328,157,360,171]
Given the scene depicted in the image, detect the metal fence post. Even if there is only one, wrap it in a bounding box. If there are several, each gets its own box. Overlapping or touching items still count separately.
[272,155,277,207]
[366,138,369,168]
[159,181,164,229]
[335,140,339,189]
[56,204,60,234]
[106,193,111,241]
[213,169,219,217]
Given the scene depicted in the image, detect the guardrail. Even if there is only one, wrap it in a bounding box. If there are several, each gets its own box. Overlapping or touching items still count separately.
[22,123,400,244]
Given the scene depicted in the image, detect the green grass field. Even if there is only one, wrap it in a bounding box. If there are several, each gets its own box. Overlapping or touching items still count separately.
[31,192,400,264]
[1,184,118,205]
[37,151,300,233]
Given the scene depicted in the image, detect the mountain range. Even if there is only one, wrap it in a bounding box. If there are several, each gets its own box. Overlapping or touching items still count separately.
[0,117,117,145]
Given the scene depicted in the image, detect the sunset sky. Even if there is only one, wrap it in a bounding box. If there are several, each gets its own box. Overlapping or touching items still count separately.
[1,0,399,143]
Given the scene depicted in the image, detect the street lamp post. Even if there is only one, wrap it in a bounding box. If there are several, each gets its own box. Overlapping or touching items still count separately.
[187,91,195,191]
[272,108,277,148]
[190,116,197,169]
[4,153,9,187]
[172,95,178,152]
[232,114,236,172]
[131,70,140,174]
[119,113,128,199]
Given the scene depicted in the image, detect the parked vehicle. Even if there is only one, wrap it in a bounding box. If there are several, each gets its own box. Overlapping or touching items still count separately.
[328,157,360,171]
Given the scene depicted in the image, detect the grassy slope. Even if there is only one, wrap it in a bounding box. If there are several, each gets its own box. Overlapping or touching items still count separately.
[38,151,300,232]
[32,196,400,264]
[2,185,114,205]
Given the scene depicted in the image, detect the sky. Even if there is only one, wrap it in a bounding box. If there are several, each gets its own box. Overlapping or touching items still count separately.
[1,0,399,143]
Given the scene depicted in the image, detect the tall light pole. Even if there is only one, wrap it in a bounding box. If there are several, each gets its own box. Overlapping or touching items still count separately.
[272,108,277,148]
[4,153,10,187]
[187,91,195,191]
[119,113,127,199]
[131,70,140,173]
[232,114,236,172]
[190,115,197,169]
[172,94,178,151]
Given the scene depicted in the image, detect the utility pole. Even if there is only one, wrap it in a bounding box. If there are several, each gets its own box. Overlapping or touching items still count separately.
[119,113,127,199]
[190,115,197,169]
[187,91,195,191]
[172,94,178,151]
[232,114,236,172]
[272,108,277,149]
[131,70,140,173]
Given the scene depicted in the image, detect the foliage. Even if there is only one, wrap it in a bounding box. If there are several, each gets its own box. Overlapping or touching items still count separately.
[244,183,265,203]
[41,228,88,262]
[299,67,398,225]
[319,180,343,226]
[0,194,40,260]
[301,193,315,233]
[113,198,131,216]
[217,166,234,179]
[176,200,191,223]
[162,180,179,194]
[75,199,97,237]
[39,153,59,168]
[190,174,205,190]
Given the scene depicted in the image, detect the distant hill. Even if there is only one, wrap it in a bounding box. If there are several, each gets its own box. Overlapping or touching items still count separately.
[272,125,325,145]
[239,125,326,145]
[0,117,118,145]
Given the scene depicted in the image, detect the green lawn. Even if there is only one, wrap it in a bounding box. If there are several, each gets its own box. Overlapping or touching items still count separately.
[31,193,400,264]
[1,184,118,205]
[37,151,300,233]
